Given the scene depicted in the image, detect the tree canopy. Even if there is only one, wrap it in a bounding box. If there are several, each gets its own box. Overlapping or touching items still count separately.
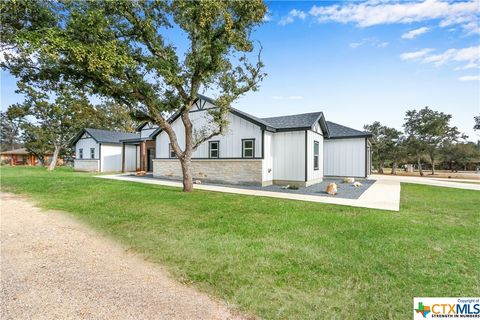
[1,0,267,190]
[403,107,462,175]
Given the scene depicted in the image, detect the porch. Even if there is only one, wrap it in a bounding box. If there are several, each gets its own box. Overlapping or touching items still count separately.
[120,138,156,173]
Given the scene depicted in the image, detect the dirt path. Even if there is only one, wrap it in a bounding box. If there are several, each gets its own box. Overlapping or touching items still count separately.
[0,192,245,320]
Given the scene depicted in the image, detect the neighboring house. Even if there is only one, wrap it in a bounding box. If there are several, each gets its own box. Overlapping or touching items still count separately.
[72,95,372,186]
[0,148,59,166]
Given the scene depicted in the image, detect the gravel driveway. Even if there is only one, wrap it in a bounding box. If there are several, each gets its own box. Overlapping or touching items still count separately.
[0,192,246,320]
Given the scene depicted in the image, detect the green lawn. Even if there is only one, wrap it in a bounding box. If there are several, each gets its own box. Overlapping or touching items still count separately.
[1,166,479,319]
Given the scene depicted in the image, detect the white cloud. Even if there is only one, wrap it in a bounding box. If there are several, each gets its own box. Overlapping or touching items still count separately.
[401,27,431,39]
[400,48,435,61]
[423,45,480,66]
[263,10,273,22]
[309,0,479,34]
[458,75,480,81]
[279,9,307,26]
[271,95,304,100]
[349,38,389,49]
[401,45,480,71]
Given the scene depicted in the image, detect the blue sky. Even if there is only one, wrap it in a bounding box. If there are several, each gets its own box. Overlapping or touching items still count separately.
[1,0,479,140]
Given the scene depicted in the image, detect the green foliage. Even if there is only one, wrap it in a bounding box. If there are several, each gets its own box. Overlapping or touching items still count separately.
[364,121,404,173]
[0,111,23,151]
[2,0,267,188]
[20,123,52,164]
[441,142,480,171]
[2,166,479,319]
[404,107,462,174]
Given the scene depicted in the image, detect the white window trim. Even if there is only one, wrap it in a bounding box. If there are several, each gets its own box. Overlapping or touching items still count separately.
[313,141,319,170]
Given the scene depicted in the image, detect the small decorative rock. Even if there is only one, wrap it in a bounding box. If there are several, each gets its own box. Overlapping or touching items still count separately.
[281,185,290,189]
[343,177,355,183]
[353,181,363,187]
[194,180,202,184]
[326,183,337,195]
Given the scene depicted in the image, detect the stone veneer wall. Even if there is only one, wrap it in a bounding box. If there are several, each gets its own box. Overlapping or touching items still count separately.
[153,159,263,186]
[74,159,99,172]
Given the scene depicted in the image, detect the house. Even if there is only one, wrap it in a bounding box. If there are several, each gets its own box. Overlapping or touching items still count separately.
[71,128,139,172]
[0,148,59,166]
[72,95,372,186]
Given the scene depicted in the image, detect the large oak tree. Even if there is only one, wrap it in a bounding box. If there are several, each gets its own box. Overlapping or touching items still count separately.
[1,0,267,191]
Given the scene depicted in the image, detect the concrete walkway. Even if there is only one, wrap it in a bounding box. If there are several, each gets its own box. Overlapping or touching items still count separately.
[370,174,480,191]
[97,175,402,211]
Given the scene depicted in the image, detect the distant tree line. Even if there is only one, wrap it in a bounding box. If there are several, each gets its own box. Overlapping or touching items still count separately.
[364,108,480,175]
[1,82,137,169]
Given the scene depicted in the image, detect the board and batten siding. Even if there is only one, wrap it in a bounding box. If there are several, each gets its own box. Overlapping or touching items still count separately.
[75,135,99,159]
[124,144,137,172]
[262,131,274,183]
[323,138,367,178]
[272,131,305,182]
[156,110,262,159]
[100,144,122,172]
[306,130,323,183]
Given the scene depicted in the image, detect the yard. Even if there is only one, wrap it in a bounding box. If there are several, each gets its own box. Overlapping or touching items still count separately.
[1,166,479,319]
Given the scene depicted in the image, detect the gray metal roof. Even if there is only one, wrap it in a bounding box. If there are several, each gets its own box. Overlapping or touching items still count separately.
[81,128,139,144]
[326,121,371,139]
[261,112,324,130]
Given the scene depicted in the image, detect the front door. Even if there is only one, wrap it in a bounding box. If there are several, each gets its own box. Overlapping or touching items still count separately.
[147,149,155,172]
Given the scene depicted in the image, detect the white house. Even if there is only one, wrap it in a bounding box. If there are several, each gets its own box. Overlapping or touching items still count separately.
[72,95,372,186]
[71,128,140,172]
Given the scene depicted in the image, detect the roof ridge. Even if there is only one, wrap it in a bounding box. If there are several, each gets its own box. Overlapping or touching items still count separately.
[260,111,323,120]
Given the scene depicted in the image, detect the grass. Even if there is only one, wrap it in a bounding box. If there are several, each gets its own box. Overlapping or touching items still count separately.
[1,166,479,319]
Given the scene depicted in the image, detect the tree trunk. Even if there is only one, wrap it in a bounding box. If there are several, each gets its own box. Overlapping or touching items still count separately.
[180,111,195,192]
[430,155,435,175]
[179,155,193,192]
[47,145,61,171]
[378,161,384,174]
[417,155,424,176]
[391,161,397,175]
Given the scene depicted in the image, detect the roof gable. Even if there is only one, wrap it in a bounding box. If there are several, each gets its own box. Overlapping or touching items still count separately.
[70,128,139,146]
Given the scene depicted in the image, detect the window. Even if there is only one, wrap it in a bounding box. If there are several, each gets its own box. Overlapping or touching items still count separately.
[79,148,83,159]
[169,143,176,158]
[209,141,219,158]
[90,148,95,159]
[242,139,254,158]
[313,141,319,170]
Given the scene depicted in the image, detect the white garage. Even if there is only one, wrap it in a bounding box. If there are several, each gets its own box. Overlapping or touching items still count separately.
[324,121,372,178]
[71,128,139,172]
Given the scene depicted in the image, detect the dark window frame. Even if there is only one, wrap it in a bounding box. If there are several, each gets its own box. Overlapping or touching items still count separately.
[313,140,319,170]
[208,140,220,159]
[242,138,255,158]
[79,148,83,159]
[90,148,95,159]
